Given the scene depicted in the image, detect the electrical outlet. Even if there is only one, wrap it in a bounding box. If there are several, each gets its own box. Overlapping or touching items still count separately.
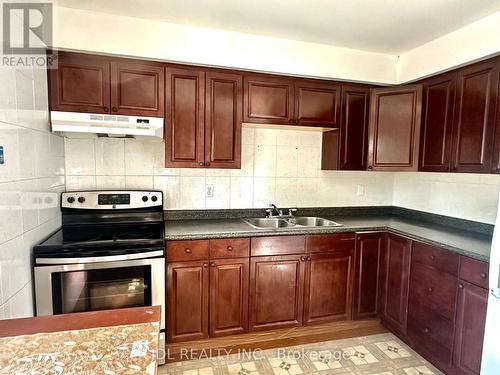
[206,184,214,198]
[356,184,365,196]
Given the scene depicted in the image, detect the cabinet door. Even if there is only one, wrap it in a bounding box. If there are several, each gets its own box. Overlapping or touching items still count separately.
[381,234,412,335]
[110,60,164,116]
[353,232,383,319]
[420,73,456,172]
[49,52,110,114]
[165,67,205,168]
[166,260,209,342]
[451,59,499,173]
[209,258,249,337]
[295,81,339,126]
[492,64,500,173]
[303,250,354,325]
[205,72,243,168]
[453,281,488,375]
[249,255,306,331]
[243,75,294,124]
[368,85,422,171]
[339,85,370,170]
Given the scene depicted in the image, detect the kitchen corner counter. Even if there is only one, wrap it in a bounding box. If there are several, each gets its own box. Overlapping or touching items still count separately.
[0,306,161,374]
[165,215,492,262]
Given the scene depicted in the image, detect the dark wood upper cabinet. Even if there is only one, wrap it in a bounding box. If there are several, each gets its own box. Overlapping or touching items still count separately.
[419,73,456,172]
[295,81,339,126]
[353,232,383,319]
[451,59,499,173]
[453,281,488,375]
[110,60,164,116]
[380,234,412,335]
[165,67,205,168]
[368,85,423,171]
[303,249,354,325]
[244,75,294,124]
[49,52,111,114]
[205,72,242,168]
[209,258,249,337]
[166,260,209,342]
[249,254,306,331]
[339,85,370,170]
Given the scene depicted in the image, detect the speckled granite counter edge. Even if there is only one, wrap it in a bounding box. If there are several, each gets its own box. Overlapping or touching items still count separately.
[165,223,490,262]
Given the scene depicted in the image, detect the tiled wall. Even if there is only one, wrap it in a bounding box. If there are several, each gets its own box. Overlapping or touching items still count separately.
[64,127,395,209]
[393,172,500,224]
[0,66,65,319]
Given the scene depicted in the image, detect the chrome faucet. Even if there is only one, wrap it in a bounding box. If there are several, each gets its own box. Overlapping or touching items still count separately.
[265,204,297,218]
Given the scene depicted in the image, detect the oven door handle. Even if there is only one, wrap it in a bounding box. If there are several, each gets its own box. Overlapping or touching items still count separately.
[35,250,164,265]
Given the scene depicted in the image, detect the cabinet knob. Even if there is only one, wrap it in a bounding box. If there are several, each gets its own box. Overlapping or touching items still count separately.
[112,106,118,112]
[205,162,211,167]
[288,119,294,124]
[227,245,233,251]
[429,255,435,261]
[458,283,464,289]
[103,106,109,112]
[480,272,487,279]
[306,256,311,261]
[203,263,208,268]
[368,165,373,170]
[199,162,204,166]
[300,256,306,261]
[427,287,433,293]
[424,327,430,333]
[185,248,192,253]
[210,262,215,267]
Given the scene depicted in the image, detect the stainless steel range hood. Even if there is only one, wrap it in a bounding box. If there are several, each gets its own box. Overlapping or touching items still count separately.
[50,111,164,139]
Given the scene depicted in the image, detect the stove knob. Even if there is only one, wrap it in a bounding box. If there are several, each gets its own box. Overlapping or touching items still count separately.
[77,196,85,203]
[151,196,158,202]
[67,196,75,204]
[142,195,149,202]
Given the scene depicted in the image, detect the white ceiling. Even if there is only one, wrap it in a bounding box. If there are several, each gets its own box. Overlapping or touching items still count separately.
[55,0,500,54]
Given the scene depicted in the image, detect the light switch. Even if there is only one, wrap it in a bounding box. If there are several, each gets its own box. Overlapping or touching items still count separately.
[356,184,365,196]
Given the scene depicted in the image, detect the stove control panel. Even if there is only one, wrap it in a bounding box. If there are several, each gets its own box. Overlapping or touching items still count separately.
[62,191,163,209]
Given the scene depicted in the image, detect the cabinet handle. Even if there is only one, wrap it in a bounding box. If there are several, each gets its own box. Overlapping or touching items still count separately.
[227,245,233,251]
[112,106,118,112]
[198,162,204,166]
[185,248,192,253]
[205,162,211,167]
[480,272,488,279]
[203,263,208,268]
[424,327,430,333]
[103,107,109,112]
[458,283,464,289]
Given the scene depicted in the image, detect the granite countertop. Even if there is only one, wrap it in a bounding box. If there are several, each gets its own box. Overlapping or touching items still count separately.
[0,306,161,374]
[165,215,492,262]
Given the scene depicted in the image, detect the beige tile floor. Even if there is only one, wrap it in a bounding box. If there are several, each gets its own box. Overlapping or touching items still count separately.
[158,333,442,375]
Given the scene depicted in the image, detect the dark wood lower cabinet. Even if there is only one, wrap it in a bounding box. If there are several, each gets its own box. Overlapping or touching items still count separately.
[303,250,354,325]
[249,254,306,331]
[353,232,383,319]
[453,281,488,375]
[167,260,209,342]
[380,234,412,335]
[209,258,249,337]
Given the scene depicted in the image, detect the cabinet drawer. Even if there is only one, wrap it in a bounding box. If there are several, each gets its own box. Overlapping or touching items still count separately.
[409,262,457,320]
[210,238,250,259]
[407,324,452,368]
[459,256,489,289]
[412,241,459,275]
[408,301,454,349]
[167,240,209,261]
[306,233,355,253]
[251,236,306,256]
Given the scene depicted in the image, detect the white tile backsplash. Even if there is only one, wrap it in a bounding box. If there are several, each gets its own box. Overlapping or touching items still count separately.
[0,64,64,319]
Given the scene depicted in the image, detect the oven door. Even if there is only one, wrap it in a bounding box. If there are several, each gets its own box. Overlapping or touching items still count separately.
[34,256,165,330]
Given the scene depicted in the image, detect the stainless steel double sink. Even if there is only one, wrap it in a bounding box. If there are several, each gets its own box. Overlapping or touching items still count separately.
[243,216,342,229]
